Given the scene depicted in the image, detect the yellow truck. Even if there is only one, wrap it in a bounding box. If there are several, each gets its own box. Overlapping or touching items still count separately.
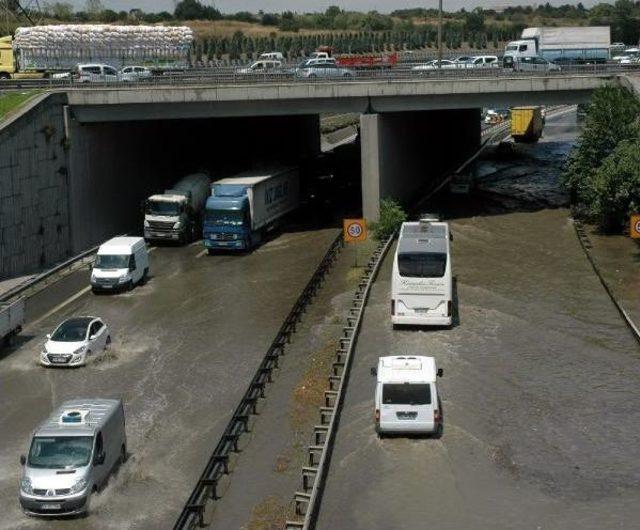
[510,106,544,143]
[1,25,194,79]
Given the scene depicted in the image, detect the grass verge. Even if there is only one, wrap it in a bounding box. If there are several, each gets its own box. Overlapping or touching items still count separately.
[0,90,43,121]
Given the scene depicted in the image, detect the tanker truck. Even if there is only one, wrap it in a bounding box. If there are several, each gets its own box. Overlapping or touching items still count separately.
[144,173,211,245]
[0,24,193,79]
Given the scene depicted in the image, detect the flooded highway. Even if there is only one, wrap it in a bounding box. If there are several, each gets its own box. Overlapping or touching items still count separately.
[0,228,338,529]
[318,110,640,529]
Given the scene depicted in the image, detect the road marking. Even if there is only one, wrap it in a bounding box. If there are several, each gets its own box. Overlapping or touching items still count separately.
[195,249,208,259]
[30,286,92,328]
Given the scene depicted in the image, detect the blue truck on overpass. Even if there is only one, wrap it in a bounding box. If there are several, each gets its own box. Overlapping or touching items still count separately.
[203,167,300,253]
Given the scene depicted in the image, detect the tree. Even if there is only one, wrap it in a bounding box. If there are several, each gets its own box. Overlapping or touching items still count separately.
[85,0,103,19]
[174,0,221,21]
[46,2,73,20]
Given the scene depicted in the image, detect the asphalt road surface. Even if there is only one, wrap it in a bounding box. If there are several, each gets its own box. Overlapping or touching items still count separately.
[317,112,640,529]
[0,228,337,529]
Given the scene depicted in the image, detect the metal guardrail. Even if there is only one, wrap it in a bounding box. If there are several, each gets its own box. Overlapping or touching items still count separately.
[0,62,630,90]
[285,233,395,530]
[0,244,99,304]
[174,232,343,530]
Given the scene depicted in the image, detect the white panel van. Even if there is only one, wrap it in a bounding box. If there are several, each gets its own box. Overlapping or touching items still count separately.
[19,399,126,517]
[91,237,149,293]
[372,356,443,436]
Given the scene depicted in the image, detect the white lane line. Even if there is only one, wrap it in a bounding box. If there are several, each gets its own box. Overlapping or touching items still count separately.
[195,249,208,259]
[29,286,92,328]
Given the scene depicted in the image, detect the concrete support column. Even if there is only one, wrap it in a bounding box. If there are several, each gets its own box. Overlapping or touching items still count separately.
[360,109,481,222]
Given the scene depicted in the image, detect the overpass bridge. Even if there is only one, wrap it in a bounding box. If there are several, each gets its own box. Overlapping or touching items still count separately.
[0,71,625,276]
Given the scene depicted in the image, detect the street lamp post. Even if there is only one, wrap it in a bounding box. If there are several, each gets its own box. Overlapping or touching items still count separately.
[437,0,443,68]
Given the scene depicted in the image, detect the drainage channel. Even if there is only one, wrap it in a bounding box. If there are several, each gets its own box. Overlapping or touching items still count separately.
[174,232,343,530]
[285,234,395,530]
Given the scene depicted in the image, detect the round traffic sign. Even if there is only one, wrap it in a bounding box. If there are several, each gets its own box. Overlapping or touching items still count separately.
[347,222,363,238]
[635,220,640,234]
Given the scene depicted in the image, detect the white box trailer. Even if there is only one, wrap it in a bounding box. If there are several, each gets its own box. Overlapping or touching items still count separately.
[0,298,25,347]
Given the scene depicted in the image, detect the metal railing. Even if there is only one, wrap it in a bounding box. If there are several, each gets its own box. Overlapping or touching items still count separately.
[0,62,631,91]
[173,232,343,530]
[285,233,395,530]
[0,244,99,304]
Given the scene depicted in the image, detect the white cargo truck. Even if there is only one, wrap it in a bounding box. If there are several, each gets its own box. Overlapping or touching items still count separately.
[203,167,300,252]
[504,26,610,67]
[144,173,211,245]
[0,298,25,347]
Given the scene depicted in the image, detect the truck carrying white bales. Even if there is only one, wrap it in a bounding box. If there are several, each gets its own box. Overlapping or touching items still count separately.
[504,26,610,66]
[0,24,194,78]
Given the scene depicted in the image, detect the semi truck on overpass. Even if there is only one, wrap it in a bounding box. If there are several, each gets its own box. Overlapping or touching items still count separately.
[0,24,193,79]
[503,26,610,67]
[203,167,300,253]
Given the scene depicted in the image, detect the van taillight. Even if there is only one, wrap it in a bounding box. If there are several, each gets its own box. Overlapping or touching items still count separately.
[447,301,452,317]
[375,409,380,424]
[391,300,395,316]
[434,410,441,424]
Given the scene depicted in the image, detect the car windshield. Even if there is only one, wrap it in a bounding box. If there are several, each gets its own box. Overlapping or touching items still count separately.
[95,254,129,269]
[28,436,93,469]
[51,318,90,342]
[398,252,447,278]
[383,384,431,405]
[206,209,245,227]
[146,200,180,216]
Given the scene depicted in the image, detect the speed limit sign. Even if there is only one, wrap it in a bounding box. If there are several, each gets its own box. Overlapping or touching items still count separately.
[344,218,367,243]
[631,214,640,239]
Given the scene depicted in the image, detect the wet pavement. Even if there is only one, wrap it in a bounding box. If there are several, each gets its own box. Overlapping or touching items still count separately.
[0,229,338,529]
[318,111,640,529]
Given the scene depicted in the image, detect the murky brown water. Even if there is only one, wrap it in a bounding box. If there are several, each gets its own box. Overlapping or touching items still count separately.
[318,110,640,529]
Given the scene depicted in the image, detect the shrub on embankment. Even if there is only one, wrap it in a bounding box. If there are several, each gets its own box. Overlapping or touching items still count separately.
[563,85,640,232]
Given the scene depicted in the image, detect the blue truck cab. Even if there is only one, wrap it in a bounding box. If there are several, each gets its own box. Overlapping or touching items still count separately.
[203,183,252,251]
[203,168,300,253]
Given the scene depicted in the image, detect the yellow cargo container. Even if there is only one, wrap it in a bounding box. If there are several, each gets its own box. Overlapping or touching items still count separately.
[511,106,544,143]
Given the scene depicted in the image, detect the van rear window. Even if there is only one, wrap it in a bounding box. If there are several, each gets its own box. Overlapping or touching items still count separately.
[383,384,431,405]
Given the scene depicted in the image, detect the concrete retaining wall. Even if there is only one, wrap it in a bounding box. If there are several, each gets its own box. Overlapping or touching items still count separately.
[0,93,71,278]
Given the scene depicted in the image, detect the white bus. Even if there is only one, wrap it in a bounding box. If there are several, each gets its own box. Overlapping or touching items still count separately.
[391,220,453,327]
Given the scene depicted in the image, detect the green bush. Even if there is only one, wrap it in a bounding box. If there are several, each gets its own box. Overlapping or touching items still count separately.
[371,199,407,241]
[563,85,640,230]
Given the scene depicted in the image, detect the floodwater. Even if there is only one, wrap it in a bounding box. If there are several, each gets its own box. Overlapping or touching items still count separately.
[318,110,640,529]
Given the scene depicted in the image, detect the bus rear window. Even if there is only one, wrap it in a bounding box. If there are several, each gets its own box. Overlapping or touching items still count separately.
[383,384,431,405]
[398,252,447,278]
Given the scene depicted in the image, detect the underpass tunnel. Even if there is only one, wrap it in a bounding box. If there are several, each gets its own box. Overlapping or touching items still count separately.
[67,113,321,253]
[360,109,482,221]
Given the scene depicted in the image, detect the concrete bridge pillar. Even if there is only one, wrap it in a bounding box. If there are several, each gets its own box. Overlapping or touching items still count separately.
[360,109,481,221]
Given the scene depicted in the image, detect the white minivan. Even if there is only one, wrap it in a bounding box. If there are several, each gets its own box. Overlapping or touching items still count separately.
[19,399,126,517]
[91,237,149,293]
[372,356,443,436]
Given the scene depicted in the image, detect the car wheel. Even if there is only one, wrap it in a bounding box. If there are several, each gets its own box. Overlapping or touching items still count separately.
[105,336,111,350]
[343,73,352,78]
[141,267,149,285]
[119,444,127,464]
[126,281,133,292]
[308,73,317,79]
[207,249,215,256]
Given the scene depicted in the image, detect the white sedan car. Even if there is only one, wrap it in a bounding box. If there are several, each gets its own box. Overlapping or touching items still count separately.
[412,59,459,71]
[40,317,111,367]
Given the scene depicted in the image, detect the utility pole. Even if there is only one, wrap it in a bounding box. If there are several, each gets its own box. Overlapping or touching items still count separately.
[437,0,443,68]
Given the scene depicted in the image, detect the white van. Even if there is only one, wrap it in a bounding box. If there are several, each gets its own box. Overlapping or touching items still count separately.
[74,63,120,83]
[391,219,453,327]
[372,356,443,436]
[91,237,149,293]
[259,51,285,61]
[19,399,126,517]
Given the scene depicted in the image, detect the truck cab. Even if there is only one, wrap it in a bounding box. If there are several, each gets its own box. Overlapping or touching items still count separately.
[503,39,537,67]
[0,36,16,79]
[144,193,192,243]
[203,184,252,252]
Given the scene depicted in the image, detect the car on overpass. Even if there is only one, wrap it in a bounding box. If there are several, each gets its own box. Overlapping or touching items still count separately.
[236,60,290,77]
[411,59,459,72]
[513,56,561,72]
[119,65,153,82]
[40,316,111,367]
[295,62,355,79]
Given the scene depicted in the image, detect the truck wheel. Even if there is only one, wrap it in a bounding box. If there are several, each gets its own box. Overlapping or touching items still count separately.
[0,72,10,80]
